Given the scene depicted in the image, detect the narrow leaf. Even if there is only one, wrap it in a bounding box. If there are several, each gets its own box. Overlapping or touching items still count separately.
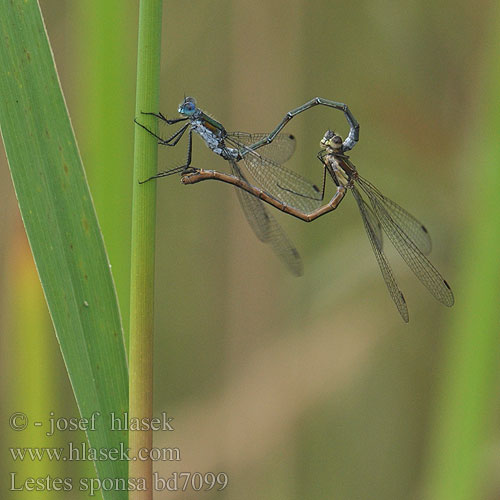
[0,2,128,498]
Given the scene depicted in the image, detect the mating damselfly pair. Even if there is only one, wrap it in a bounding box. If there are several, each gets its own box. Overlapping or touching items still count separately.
[135,97,454,322]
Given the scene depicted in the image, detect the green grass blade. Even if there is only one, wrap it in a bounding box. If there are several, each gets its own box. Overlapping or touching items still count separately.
[0,2,128,498]
[421,6,500,500]
[75,1,136,349]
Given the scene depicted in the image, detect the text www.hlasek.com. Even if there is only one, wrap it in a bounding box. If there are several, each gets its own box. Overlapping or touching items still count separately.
[10,444,229,494]
[9,441,180,462]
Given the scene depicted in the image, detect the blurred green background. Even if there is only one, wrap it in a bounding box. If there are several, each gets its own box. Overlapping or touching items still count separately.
[1,1,499,499]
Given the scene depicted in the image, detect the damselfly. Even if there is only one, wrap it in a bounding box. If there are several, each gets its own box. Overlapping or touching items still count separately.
[136,97,309,276]
[181,111,454,321]
[136,97,355,275]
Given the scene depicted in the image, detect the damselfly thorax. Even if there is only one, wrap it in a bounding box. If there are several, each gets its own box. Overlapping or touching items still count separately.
[323,152,359,189]
[190,117,240,160]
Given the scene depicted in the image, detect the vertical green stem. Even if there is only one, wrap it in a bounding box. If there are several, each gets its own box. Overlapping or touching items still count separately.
[129,0,163,496]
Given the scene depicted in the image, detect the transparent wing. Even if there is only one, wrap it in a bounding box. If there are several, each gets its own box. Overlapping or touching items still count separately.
[357,176,454,307]
[362,196,383,252]
[352,186,409,322]
[225,135,323,214]
[243,153,323,213]
[357,176,432,255]
[227,132,296,165]
[230,160,303,276]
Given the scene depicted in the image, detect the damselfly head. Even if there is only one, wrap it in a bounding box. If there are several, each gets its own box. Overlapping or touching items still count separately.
[178,96,197,116]
[320,130,343,151]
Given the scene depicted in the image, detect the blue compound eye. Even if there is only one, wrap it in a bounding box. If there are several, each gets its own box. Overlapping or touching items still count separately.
[179,97,196,116]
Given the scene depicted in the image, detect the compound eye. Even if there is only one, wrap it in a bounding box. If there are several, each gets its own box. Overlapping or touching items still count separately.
[333,135,342,145]
[324,130,334,140]
[179,97,197,115]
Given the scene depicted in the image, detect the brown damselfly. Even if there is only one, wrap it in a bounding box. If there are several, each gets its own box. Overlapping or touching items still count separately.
[181,128,454,322]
